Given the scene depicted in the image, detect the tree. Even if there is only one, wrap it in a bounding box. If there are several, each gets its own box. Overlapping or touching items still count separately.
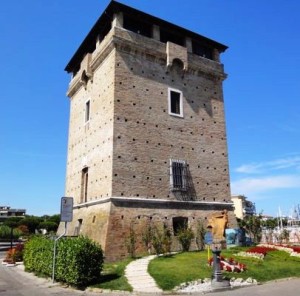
[3,214,61,236]
[48,214,60,225]
[38,221,58,233]
[238,215,262,244]
[279,229,290,243]
[261,218,277,229]
[3,217,21,229]
[19,216,42,233]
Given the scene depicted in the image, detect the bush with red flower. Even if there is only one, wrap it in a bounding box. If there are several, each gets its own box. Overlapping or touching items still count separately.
[2,243,24,265]
[208,256,246,273]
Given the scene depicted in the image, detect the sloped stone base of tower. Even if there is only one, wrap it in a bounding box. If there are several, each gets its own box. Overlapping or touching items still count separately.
[57,197,235,262]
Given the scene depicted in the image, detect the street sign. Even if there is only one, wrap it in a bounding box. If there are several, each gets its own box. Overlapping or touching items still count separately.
[60,197,73,222]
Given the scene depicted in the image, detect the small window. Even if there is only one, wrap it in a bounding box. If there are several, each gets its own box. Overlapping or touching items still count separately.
[170,159,187,191]
[173,217,188,235]
[85,100,90,123]
[192,41,213,60]
[168,88,183,117]
[81,167,88,203]
[160,29,184,46]
[123,15,152,38]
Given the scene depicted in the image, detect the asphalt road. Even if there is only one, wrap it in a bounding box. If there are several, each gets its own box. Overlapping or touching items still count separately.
[206,279,300,296]
[0,251,299,296]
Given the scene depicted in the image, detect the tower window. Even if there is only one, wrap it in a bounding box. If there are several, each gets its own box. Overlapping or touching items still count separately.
[192,41,213,60]
[81,167,88,203]
[85,100,90,123]
[168,88,183,117]
[170,159,187,191]
[173,217,188,235]
[123,15,152,38]
[160,29,184,46]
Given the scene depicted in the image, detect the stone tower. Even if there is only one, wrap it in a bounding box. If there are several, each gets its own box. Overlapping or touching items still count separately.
[60,1,235,261]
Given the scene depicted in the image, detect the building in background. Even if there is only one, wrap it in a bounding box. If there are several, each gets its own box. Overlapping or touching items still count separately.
[0,206,26,222]
[59,1,235,261]
[231,195,256,220]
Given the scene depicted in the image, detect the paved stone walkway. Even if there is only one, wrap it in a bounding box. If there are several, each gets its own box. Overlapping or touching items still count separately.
[125,255,162,293]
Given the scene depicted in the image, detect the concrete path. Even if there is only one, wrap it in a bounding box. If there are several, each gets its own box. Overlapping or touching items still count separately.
[125,255,162,293]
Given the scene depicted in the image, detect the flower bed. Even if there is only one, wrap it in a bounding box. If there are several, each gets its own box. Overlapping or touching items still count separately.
[236,246,275,260]
[258,244,300,258]
[208,256,246,272]
[237,244,300,260]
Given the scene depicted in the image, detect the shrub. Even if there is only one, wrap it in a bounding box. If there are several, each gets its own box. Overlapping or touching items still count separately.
[177,226,194,252]
[13,243,25,261]
[24,236,103,286]
[152,222,172,255]
[4,243,25,263]
[162,223,172,254]
[142,222,153,254]
[18,225,29,235]
[24,236,53,275]
[195,220,206,250]
[0,225,22,239]
[152,224,164,255]
[125,223,137,258]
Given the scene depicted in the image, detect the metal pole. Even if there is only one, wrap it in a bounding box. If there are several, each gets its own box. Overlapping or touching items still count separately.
[52,222,67,283]
[212,249,222,282]
[10,227,13,249]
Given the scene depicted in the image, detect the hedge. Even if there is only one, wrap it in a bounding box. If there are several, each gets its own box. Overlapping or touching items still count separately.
[24,236,103,286]
[0,225,22,239]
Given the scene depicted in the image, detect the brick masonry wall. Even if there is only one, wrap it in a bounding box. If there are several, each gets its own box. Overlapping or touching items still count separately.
[112,32,231,203]
[65,51,116,205]
[104,198,236,261]
[59,25,236,261]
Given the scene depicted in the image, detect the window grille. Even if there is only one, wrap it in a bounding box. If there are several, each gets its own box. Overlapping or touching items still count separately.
[170,159,187,191]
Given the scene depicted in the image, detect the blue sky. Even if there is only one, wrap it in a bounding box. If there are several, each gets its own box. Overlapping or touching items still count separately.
[1,0,299,217]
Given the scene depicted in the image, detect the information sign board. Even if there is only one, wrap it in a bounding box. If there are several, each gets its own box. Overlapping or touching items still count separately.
[60,197,73,222]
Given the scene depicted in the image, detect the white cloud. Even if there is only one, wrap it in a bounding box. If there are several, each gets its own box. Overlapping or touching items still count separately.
[231,174,300,196]
[235,155,300,174]
[235,164,262,174]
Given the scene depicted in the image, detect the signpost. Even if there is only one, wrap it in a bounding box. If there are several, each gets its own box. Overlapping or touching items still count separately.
[52,197,73,283]
[60,197,73,222]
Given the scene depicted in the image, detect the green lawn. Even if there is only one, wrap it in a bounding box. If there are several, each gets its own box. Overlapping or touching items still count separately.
[90,258,133,291]
[89,247,300,292]
[148,247,300,291]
